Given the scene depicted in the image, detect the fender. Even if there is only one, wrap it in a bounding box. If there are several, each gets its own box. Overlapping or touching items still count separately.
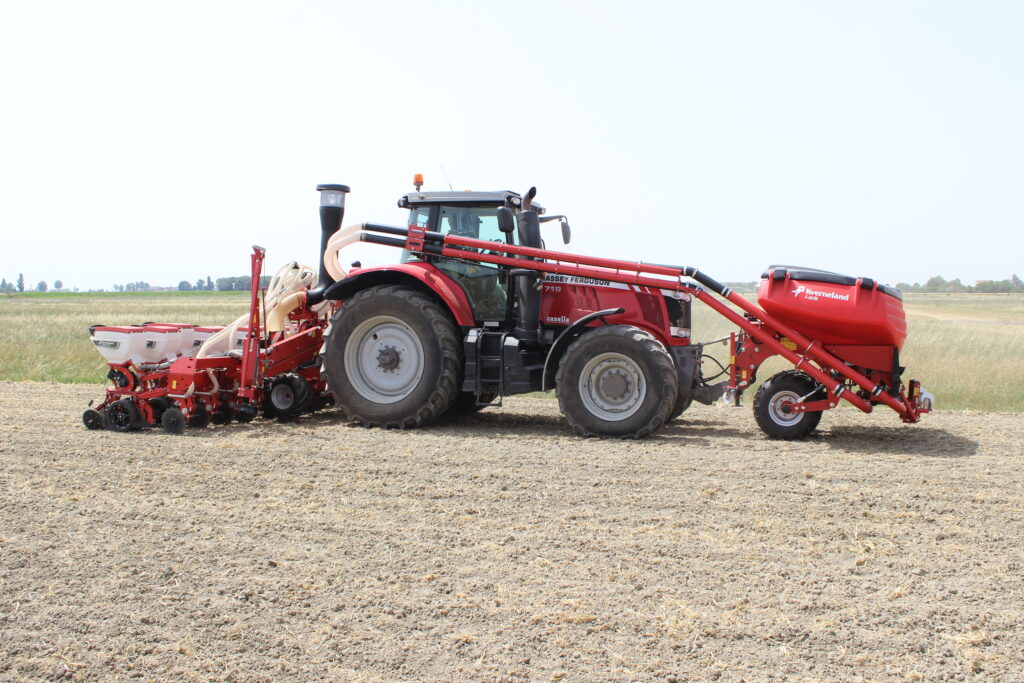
[323,263,477,327]
[541,308,624,391]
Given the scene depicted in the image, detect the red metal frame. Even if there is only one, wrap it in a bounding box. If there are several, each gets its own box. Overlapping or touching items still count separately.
[391,230,929,424]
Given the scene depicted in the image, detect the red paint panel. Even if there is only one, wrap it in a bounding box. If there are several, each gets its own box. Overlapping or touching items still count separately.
[758,273,907,348]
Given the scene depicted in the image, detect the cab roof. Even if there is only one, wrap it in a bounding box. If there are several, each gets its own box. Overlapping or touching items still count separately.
[398,190,545,213]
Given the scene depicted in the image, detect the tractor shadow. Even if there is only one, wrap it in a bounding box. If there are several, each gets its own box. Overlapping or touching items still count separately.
[433,409,568,437]
[824,425,978,458]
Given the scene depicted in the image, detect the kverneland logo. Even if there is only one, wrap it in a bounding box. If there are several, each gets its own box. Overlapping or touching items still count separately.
[792,284,849,301]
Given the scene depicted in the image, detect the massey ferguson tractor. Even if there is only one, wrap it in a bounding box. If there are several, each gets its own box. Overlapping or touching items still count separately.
[85,178,932,439]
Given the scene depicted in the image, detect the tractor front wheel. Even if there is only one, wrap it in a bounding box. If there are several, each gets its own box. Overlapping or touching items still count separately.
[324,285,461,428]
[556,326,678,438]
[752,371,823,440]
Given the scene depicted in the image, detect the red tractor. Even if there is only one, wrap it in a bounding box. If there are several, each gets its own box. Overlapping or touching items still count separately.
[312,180,931,439]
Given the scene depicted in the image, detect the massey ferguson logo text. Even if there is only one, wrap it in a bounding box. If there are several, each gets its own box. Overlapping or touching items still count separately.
[791,284,849,301]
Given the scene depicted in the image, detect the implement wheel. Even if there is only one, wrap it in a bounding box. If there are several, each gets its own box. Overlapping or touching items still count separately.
[161,407,186,434]
[753,371,823,440]
[265,373,313,421]
[82,408,106,430]
[106,399,141,432]
[324,285,461,428]
[556,326,677,438]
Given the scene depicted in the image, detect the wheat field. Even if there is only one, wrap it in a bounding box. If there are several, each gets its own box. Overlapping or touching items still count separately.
[1,291,1021,411]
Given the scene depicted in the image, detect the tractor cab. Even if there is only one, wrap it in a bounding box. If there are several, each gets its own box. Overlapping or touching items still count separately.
[397,190,546,323]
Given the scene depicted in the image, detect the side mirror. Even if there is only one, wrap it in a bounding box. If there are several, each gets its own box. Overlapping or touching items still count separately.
[560,218,571,245]
[497,207,515,234]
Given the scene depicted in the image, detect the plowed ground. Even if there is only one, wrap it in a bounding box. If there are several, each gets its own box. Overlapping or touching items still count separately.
[1,382,1022,681]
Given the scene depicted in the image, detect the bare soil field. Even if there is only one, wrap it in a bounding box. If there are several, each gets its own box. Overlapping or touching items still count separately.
[2,382,1022,682]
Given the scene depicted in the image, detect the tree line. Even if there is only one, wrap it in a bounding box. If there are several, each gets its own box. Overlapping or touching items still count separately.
[893,275,1024,294]
[0,275,64,293]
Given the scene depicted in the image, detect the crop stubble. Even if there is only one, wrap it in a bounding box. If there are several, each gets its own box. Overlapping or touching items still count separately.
[1,382,1022,681]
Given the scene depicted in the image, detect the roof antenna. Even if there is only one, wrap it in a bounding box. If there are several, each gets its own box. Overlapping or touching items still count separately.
[440,164,454,191]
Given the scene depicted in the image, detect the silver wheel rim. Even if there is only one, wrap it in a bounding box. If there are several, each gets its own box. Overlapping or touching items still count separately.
[271,383,294,410]
[344,315,425,404]
[578,352,646,422]
[768,389,803,427]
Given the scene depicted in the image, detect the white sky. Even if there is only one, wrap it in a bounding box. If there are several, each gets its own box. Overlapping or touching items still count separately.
[1,1,1021,290]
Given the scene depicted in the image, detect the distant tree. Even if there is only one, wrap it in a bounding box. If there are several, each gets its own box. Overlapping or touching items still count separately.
[195,278,204,290]
[178,280,193,291]
[206,276,214,291]
[0,278,7,292]
[36,281,48,292]
[54,279,63,290]
[17,273,24,292]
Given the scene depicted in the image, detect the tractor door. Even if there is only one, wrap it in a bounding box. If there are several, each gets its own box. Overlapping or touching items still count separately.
[404,204,511,322]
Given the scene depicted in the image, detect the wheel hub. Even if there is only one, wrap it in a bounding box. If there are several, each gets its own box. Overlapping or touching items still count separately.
[768,390,804,426]
[598,370,631,401]
[344,315,426,404]
[578,353,646,422]
[376,345,401,373]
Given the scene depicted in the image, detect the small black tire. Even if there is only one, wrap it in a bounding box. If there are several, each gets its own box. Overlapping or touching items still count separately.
[753,371,823,440]
[264,373,313,421]
[161,407,186,434]
[445,391,498,416]
[106,399,141,432]
[148,397,170,424]
[211,404,234,425]
[235,405,257,423]
[324,285,462,428]
[309,392,333,413]
[555,325,678,438]
[83,408,106,430]
[188,403,210,429]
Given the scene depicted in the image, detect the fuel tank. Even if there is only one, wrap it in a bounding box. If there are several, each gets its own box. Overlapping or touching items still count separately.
[757,266,907,349]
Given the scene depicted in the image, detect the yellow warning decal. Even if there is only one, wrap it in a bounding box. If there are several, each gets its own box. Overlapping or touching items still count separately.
[780,337,798,351]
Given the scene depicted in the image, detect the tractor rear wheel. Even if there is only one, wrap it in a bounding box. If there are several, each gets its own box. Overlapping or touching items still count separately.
[753,371,823,440]
[324,285,461,428]
[556,326,678,438]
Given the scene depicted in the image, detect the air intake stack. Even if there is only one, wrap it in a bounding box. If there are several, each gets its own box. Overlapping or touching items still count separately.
[307,183,350,305]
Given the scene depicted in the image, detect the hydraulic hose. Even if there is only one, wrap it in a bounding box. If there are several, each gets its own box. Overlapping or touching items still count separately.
[195,261,317,358]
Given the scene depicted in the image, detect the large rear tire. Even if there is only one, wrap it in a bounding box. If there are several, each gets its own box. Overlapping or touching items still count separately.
[753,371,823,440]
[555,326,677,438]
[324,285,462,428]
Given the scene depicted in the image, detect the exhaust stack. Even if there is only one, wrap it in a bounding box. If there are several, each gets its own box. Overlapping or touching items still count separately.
[307,183,350,305]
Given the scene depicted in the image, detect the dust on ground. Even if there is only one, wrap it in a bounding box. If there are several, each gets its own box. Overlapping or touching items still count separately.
[1,382,1022,681]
